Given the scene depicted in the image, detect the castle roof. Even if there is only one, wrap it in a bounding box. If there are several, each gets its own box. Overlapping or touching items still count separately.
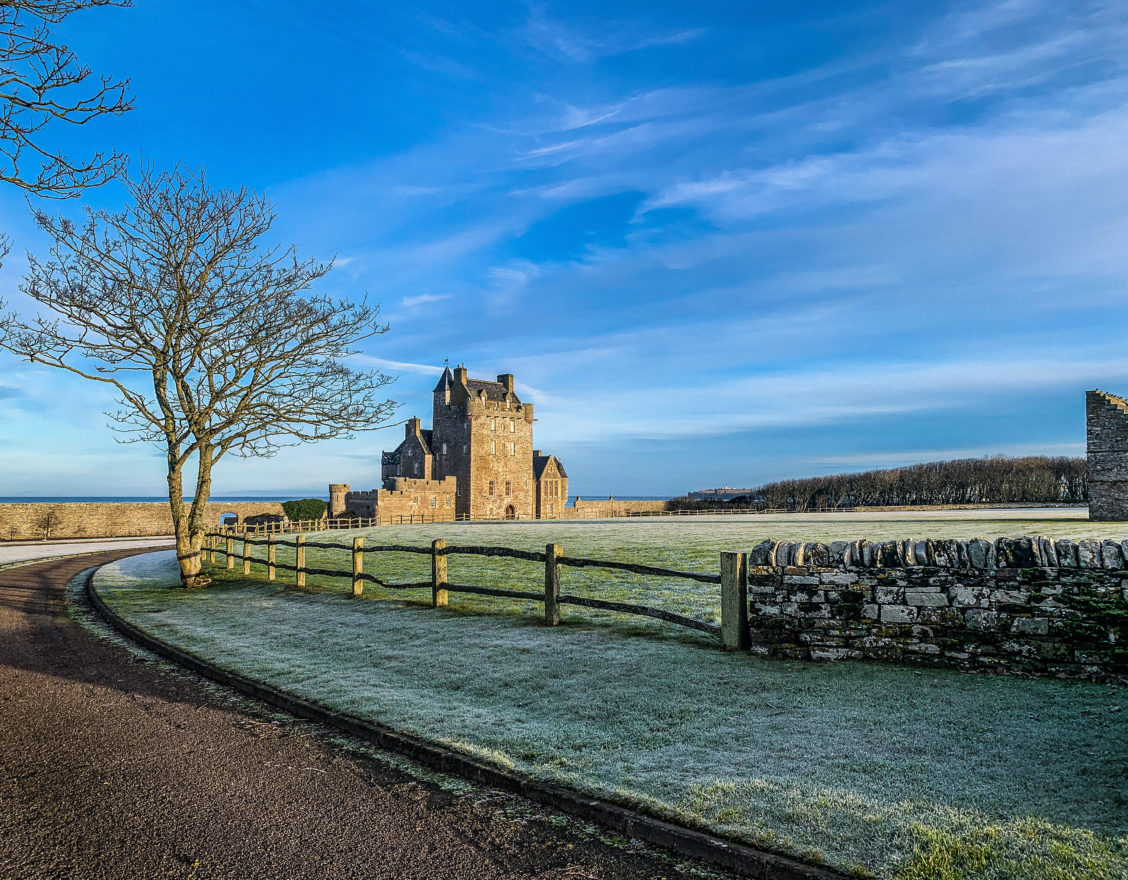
[533,453,567,480]
[466,378,520,404]
[386,428,434,459]
[432,366,453,393]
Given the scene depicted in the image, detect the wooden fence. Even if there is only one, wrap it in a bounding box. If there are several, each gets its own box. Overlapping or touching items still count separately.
[203,532,750,650]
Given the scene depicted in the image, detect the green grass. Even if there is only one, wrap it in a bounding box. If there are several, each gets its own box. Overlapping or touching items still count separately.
[96,519,1128,880]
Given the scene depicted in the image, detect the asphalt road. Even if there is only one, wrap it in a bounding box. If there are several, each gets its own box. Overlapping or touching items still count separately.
[0,551,727,880]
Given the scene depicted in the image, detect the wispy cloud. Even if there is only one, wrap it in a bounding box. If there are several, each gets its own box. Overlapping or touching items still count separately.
[401,292,452,308]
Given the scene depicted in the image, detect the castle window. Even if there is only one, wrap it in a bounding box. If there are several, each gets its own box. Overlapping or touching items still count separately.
[549,503,555,516]
[442,443,447,455]
[445,497,452,508]
[509,421,514,432]
[509,442,515,455]
[414,462,420,476]
[505,480,511,496]
[490,418,495,431]
[488,480,495,496]
[430,496,437,508]
[462,444,467,453]
[491,440,496,454]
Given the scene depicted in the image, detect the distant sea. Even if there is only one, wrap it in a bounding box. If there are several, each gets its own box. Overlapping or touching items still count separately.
[1,494,675,504]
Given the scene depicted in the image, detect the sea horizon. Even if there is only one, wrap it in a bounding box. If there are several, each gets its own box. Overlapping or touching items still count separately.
[0,494,676,504]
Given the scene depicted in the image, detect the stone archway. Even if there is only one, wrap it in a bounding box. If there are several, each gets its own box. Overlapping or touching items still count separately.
[504,505,516,520]
[220,512,238,526]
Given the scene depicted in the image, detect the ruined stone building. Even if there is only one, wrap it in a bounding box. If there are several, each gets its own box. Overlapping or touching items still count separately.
[330,366,568,521]
[1086,388,1128,521]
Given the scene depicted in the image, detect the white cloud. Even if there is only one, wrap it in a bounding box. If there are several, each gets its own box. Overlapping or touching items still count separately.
[401,292,452,308]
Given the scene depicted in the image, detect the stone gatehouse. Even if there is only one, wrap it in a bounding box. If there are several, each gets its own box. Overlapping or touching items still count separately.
[331,366,568,521]
[1087,389,1128,521]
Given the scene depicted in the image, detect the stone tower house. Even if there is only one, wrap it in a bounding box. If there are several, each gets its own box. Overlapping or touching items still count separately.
[1086,389,1128,521]
[342,366,566,521]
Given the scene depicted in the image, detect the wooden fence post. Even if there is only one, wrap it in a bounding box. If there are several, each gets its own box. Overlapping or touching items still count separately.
[352,537,364,597]
[267,535,276,582]
[544,543,562,626]
[225,535,234,570]
[242,538,251,575]
[208,534,215,565]
[720,551,749,650]
[296,534,306,587]
[432,539,447,607]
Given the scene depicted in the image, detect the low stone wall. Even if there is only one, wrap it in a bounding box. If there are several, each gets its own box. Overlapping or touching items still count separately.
[746,536,1128,680]
[563,499,669,518]
[0,501,286,540]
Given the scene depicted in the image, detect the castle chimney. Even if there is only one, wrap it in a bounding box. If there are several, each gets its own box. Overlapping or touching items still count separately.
[405,416,420,439]
[533,450,541,458]
[454,365,468,385]
[498,373,514,394]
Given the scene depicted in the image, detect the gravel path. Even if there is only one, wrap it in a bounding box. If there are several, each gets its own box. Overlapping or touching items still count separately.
[0,551,726,880]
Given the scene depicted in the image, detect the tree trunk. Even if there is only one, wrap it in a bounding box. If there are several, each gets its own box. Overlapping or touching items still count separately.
[167,442,210,589]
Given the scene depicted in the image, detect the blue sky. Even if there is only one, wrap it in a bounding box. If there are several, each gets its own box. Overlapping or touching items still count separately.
[1,0,1127,498]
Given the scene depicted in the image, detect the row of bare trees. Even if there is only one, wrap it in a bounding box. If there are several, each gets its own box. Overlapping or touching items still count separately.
[736,456,1087,511]
[0,2,399,586]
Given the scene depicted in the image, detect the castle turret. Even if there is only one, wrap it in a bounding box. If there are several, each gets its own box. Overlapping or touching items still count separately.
[328,483,350,517]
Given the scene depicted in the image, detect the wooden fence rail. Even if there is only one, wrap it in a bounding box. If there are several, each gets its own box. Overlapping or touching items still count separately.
[203,532,748,649]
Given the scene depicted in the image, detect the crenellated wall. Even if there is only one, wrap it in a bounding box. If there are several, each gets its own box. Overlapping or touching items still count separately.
[745,536,1128,681]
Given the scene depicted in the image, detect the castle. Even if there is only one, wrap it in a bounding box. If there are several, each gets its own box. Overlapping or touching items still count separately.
[329,366,568,521]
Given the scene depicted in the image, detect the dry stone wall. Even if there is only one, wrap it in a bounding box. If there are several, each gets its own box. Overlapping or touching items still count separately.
[746,536,1128,681]
[0,501,285,541]
[563,499,669,518]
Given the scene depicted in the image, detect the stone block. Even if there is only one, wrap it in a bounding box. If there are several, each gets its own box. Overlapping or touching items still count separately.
[875,585,903,604]
[748,539,774,566]
[828,541,849,564]
[880,605,917,623]
[1102,540,1124,570]
[810,647,863,661]
[964,608,999,630]
[996,537,1036,568]
[1011,617,1050,635]
[905,591,949,607]
[1078,540,1101,568]
[797,542,829,566]
[862,603,879,619]
[966,539,992,569]
[819,571,859,586]
[931,540,960,568]
[1054,539,1079,568]
[950,586,989,607]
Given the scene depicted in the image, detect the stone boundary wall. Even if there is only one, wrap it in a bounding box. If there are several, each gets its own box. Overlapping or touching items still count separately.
[0,501,285,541]
[563,499,669,518]
[746,536,1128,680]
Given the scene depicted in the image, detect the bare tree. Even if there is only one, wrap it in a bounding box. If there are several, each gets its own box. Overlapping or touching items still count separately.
[0,0,132,198]
[0,165,398,586]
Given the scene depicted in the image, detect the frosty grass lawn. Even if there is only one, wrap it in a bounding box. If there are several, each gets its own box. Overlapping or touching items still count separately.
[95,510,1128,880]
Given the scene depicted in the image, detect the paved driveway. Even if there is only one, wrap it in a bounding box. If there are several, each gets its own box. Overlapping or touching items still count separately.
[0,537,175,566]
